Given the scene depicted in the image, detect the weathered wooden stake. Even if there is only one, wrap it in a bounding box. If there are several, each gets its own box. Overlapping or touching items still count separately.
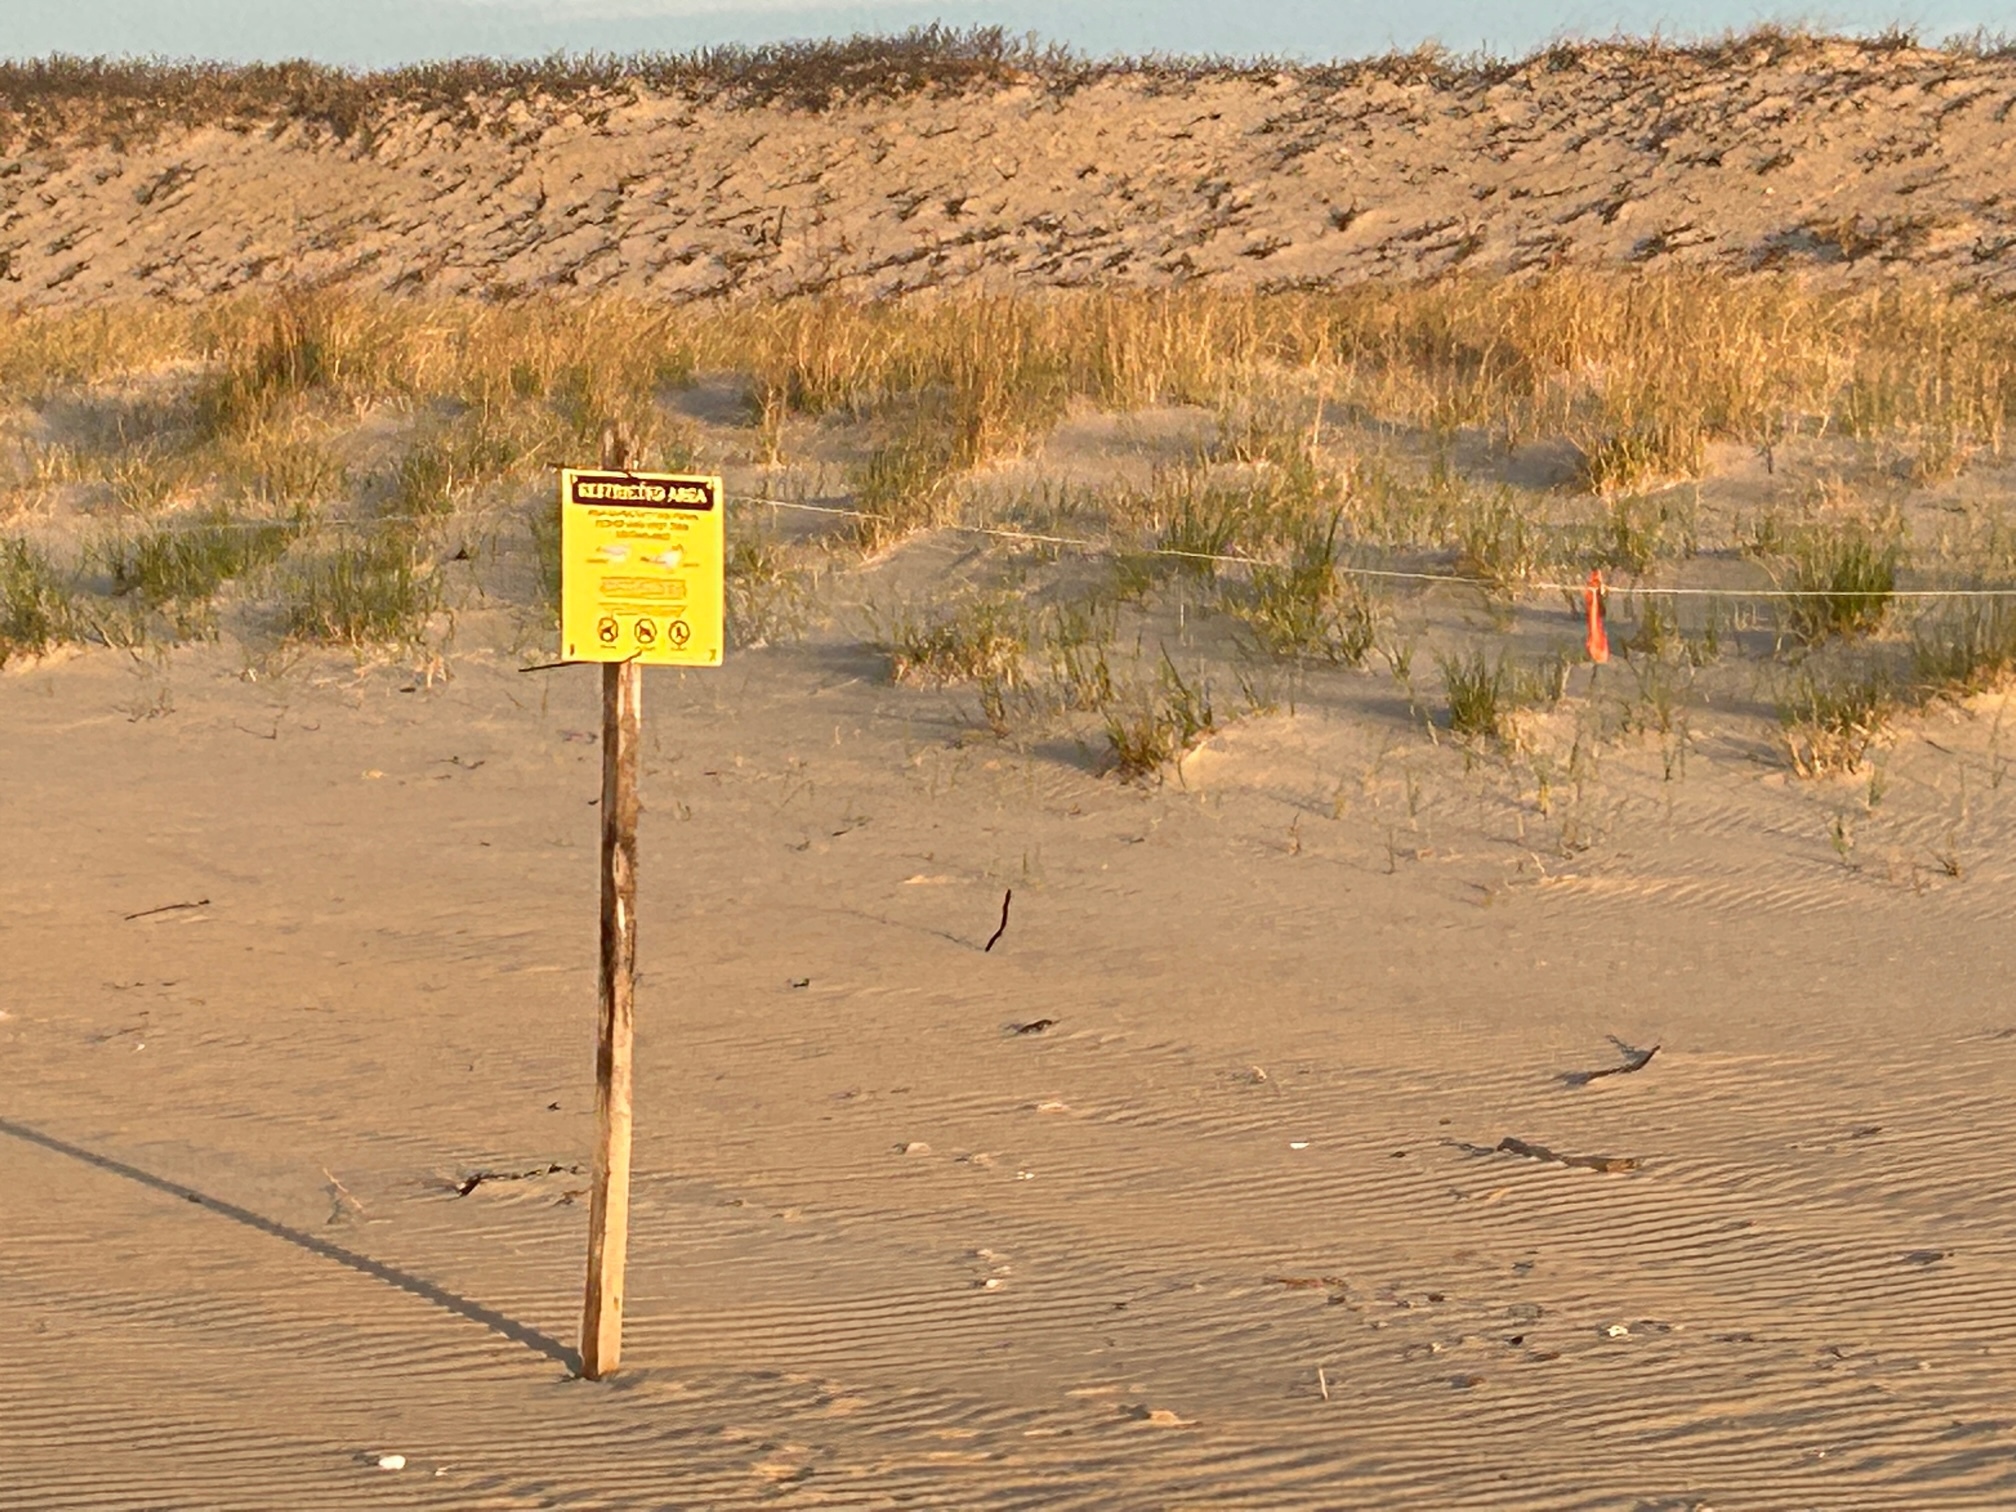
[581,655,641,1377]
[581,427,641,1380]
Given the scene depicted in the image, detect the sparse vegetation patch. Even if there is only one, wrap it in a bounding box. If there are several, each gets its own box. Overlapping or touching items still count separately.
[1235,514,1381,664]
[280,528,442,649]
[0,536,76,663]
[1105,656,1218,781]
[1780,662,1895,776]
[1775,522,1903,645]
[876,595,1028,687]
[94,505,308,637]
[1913,600,2016,696]
[1,272,2013,800]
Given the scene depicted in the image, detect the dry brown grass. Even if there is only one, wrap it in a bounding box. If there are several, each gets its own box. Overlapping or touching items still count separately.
[6,277,2008,486]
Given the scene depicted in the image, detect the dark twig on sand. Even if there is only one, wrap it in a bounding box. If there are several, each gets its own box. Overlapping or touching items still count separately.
[1560,1037,1659,1087]
[1495,1136,1640,1173]
[984,888,1013,952]
[453,1163,583,1197]
[123,897,210,921]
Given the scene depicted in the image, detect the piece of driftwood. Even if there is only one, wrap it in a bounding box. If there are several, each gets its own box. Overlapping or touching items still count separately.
[454,1162,583,1197]
[1495,1136,1640,1173]
[1561,1037,1659,1087]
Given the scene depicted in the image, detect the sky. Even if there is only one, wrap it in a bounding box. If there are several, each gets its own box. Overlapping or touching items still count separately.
[4,0,2008,68]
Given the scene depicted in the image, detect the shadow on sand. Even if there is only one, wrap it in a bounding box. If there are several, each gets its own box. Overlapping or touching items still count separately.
[0,1115,579,1374]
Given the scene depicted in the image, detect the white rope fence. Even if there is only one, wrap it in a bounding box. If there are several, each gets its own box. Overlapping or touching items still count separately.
[34,487,2016,603]
[731,492,2016,602]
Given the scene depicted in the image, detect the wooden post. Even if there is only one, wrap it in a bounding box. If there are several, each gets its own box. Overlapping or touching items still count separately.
[581,428,641,1381]
[581,656,641,1377]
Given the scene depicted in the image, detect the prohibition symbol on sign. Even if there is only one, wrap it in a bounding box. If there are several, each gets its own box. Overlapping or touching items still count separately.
[668,619,692,648]
[596,616,620,645]
[633,618,658,647]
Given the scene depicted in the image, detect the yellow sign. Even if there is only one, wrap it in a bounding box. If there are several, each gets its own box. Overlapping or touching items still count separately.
[560,470,725,666]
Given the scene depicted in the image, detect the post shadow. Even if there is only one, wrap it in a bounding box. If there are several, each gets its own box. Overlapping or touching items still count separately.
[0,1116,578,1373]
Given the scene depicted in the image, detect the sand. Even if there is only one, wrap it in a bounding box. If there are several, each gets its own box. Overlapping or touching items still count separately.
[4,39,2016,305]
[7,624,2016,1508]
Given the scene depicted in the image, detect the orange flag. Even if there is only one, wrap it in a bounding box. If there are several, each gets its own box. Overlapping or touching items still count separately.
[1584,569,1610,663]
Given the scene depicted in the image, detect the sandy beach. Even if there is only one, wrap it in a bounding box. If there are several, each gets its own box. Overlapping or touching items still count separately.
[8,618,2016,1506]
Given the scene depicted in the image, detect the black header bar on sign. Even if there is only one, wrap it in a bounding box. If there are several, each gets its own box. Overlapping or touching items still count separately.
[566,472,719,511]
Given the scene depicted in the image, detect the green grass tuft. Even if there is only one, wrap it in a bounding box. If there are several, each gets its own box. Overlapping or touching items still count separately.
[1039,600,1118,710]
[1777,523,1903,644]
[1440,649,1510,741]
[95,506,307,627]
[876,595,1027,686]
[849,426,956,553]
[1438,647,1568,744]
[1104,655,1217,780]
[280,527,442,647]
[1457,488,1545,593]
[1237,514,1380,663]
[1912,599,2016,695]
[1779,662,1894,776]
[726,521,815,648]
[0,536,78,663]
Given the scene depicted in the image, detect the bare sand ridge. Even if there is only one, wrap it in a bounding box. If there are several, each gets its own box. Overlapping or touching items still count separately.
[4,36,2016,305]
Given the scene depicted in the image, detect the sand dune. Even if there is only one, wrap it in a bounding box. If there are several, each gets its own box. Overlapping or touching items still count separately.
[4,37,2016,306]
[10,29,2016,1510]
